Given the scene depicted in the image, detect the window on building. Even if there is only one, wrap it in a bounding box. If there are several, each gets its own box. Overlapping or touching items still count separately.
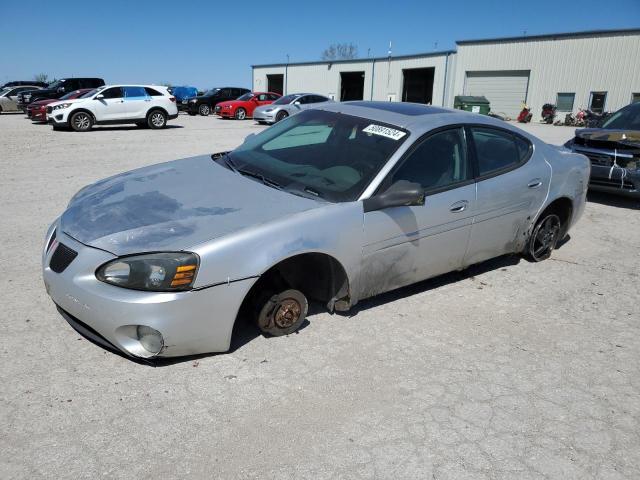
[556,92,575,111]
[632,93,640,104]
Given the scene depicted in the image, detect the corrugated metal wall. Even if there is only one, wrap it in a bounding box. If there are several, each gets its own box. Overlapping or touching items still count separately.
[452,32,640,117]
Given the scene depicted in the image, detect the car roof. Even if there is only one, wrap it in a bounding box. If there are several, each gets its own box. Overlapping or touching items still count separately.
[314,101,523,135]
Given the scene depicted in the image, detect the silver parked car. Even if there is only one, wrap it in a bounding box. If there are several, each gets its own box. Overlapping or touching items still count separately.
[0,85,42,113]
[42,101,589,360]
[253,92,332,124]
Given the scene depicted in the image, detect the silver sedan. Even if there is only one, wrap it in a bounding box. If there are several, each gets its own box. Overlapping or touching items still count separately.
[42,101,589,360]
[253,92,333,124]
[0,85,42,113]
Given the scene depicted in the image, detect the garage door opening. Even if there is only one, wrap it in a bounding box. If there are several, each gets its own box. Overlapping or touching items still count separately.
[340,72,365,101]
[267,74,284,95]
[402,67,435,104]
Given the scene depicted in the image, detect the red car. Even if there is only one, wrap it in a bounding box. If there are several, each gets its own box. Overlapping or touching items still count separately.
[215,91,280,120]
[27,89,93,122]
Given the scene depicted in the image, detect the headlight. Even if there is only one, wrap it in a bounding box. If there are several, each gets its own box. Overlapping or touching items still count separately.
[264,108,274,113]
[96,252,199,291]
[189,99,197,103]
[53,103,73,110]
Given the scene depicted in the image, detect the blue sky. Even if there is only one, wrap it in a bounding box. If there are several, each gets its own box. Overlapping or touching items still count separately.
[1,0,638,89]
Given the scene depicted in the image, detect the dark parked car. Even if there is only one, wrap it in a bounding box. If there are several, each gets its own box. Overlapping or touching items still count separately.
[566,101,640,198]
[17,78,105,111]
[1,80,48,89]
[168,86,198,111]
[184,87,249,116]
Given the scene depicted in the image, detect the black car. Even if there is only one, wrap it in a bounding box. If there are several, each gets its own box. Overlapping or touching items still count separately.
[566,101,640,198]
[17,78,105,111]
[1,80,48,89]
[183,87,249,116]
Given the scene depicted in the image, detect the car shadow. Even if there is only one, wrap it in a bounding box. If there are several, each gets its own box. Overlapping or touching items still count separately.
[587,191,640,210]
[344,254,522,317]
[69,254,525,366]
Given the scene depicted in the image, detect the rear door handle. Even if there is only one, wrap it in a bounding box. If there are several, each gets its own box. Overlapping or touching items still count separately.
[450,200,469,212]
[528,179,543,188]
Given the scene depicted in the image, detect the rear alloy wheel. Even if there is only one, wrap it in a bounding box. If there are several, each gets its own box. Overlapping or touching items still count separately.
[275,110,288,122]
[147,110,167,129]
[234,108,247,120]
[199,104,210,116]
[255,289,308,337]
[70,111,93,132]
[527,213,561,262]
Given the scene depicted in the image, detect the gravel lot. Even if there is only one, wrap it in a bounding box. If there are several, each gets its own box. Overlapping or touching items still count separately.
[1,112,639,479]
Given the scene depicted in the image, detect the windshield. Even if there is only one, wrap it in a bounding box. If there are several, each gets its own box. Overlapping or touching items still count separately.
[80,88,100,98]
[60,90,82,100]
[601,103,640,130]
[273,94,300,105]
[237,93,254,101]
[227,109,408,202]
[0,87,10,96]
[204,88,221,96]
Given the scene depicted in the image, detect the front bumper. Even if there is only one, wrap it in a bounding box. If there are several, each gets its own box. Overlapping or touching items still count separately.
[571,146,640,198]
[46,106,72,126]
[253,110,276,123]
[42,226,256,358]
[29,108,48,121]
[588,165,640,197]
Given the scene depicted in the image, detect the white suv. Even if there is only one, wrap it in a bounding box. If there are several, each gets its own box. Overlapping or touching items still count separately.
[46,85,178,132]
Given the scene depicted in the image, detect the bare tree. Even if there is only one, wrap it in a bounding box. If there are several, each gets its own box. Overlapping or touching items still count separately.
[321,43,358,61]
[33,73,49,83]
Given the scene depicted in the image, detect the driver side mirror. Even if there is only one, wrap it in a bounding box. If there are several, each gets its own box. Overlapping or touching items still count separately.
[244,132,256,143]
[362,180,425,213]
[293,101,301,106]
[95,94,104,100]
[57,87,65,93]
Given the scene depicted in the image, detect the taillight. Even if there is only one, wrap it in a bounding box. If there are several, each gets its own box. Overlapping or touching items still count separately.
[169,96,176,103]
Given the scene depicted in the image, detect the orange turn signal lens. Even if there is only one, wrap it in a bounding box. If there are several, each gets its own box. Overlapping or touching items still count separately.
[170,264,197,287]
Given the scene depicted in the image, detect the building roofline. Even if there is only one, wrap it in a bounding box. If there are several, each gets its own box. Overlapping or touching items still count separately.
[456,28,640,45]
[252,28,640,69]
[251,49,456,69]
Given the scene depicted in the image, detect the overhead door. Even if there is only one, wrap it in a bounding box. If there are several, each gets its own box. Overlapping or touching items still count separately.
[464,70,530,118]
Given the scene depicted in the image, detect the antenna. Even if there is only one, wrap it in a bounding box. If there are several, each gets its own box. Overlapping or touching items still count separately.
[388,41,392,57]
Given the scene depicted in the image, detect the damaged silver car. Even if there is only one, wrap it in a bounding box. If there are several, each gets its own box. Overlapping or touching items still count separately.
[42,101,590,359]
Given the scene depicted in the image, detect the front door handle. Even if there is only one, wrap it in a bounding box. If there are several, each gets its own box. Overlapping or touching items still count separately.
[450,200,469,212]
[528,179,543,188]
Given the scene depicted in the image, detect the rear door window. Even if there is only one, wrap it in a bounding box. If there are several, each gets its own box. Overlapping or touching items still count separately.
[470,127,531,177]
[124,86,148,98]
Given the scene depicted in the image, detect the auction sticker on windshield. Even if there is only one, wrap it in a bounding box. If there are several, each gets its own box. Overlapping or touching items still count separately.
[363,124,406,140]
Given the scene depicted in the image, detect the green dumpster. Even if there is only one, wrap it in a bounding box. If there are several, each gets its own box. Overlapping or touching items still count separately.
[454,95,490,115]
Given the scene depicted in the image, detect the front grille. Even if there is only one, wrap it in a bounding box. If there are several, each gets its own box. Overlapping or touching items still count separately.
[583,151,614,167]
[49,243,78,273]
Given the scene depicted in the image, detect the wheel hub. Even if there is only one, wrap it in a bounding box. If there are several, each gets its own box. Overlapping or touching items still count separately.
[273,298,301,329]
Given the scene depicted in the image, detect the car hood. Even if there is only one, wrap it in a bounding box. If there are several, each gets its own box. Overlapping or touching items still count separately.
[254,104,282,113]
[574,128,640,149]
[48,98,85,108]
[30,98,57,107]
[60,155,320,256]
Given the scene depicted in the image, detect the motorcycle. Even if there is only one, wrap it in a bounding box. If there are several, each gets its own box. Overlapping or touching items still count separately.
[541,103,556,124]
[582,109,610,128]
[517,105,532,123]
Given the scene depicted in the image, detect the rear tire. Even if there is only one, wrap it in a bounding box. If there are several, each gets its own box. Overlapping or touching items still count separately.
[255,289,308,337]
[199,104,210,116]
[147,110,167,129]
[275,110,288,122]
[526,213,562,262]
[234,108,247,120]
[69,111,93,132]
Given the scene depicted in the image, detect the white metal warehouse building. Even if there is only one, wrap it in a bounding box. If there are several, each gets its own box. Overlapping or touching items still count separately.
[252,28,640,119]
